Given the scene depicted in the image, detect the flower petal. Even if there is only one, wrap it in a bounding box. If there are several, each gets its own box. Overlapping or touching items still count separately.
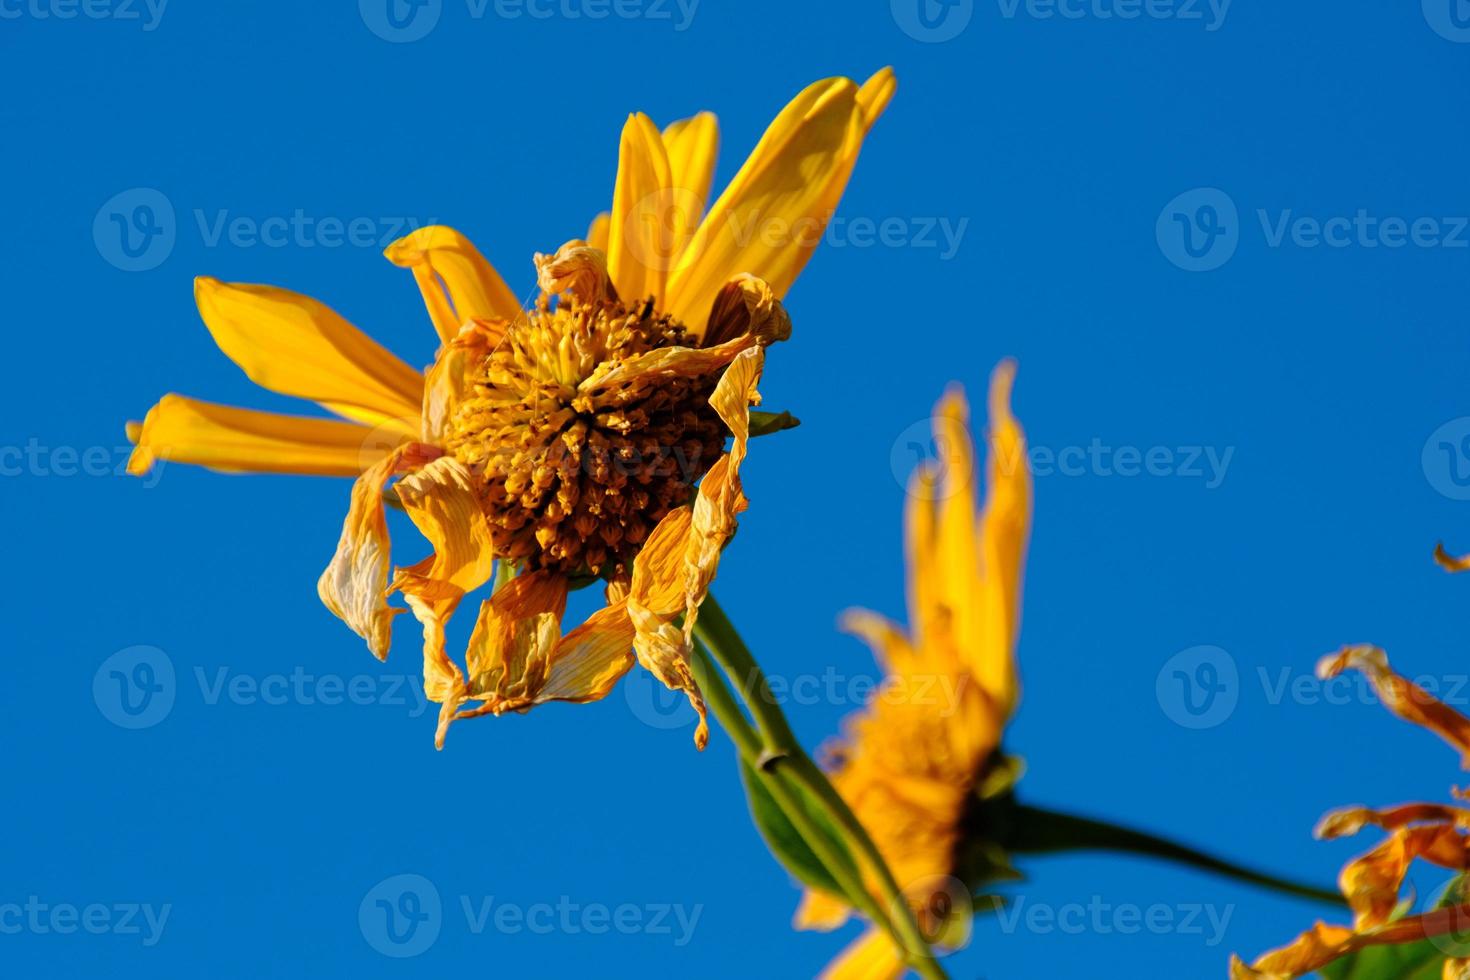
[665,69,894,331]
[607,112,675,308]
[194,277,423,434]
[701,273,792,348]
[390,457,498,723]
[974,360,1031,715]
[1340,824,1470,930]
[661,111,720,270]
[629,506,708,749]
[586,212,611,253]
[1436,542,1470,573]
[126,394,394,477]
[818,927,905,980]
[316,445,435,660]
[383,225,523,344]
[1318,645,1470,765]
[420,318,504,445]
[1316,803,1470,840]
[541,602,637,703]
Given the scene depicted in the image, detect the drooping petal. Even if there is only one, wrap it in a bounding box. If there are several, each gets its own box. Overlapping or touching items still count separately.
[540,602,638,703]
[534,240,613,306]
[1316,803,1470,840]
[682,346,764,640]
[390,457,498,719]
[194,277,423,434]
[316,445,436,660]
[793,889,852,932]
[818,927,905,980]
[607,112,675,308]
[1233,907,1470,979]
[629,506,708,749]
[125,394,394,478]
[461,571,569,707]
[665,69,895,332]
[1318,645,1470,766]
[701,273,792,348]
[383,225,523,344]
[1436,542,1470,573]
[1340,824,1470,930]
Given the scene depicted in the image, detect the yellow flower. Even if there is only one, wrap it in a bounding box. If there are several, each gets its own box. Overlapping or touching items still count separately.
[1231,645,1470,979]
[126,70,896,749]
[794,361,1032,979]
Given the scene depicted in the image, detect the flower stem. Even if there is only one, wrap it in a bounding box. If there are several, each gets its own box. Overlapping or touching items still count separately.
[693,593,950,980]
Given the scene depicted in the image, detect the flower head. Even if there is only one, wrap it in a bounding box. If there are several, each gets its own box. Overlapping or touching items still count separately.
[127,70,895,749]
[795,361,1032,978]
[1231,645,1470,979]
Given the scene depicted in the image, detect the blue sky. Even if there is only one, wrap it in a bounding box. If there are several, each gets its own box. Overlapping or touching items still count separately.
[5,1,1470,977]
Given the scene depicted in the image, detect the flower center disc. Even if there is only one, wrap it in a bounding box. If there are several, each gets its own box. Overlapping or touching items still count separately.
[447,297,725,578]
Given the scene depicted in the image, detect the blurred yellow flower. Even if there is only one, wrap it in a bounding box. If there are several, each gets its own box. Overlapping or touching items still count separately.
[1231,645,1470,980]
[126,70,895,748]
[794,361,1032,979]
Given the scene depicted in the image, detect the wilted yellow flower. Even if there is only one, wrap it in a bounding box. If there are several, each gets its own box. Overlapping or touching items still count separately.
[1231,645,1470,980]
[126,70,895,749]
[794,361,1032,978]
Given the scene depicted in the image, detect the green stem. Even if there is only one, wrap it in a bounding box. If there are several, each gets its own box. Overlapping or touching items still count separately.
[694,593,949,980]
[1006,804,1343,906]
[689,642,896,941]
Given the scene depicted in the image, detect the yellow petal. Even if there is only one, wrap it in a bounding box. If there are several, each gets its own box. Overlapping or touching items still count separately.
[317,446,425,660]
[1231,922,1358,979]
[383,225,523,344]
[702,273,792,348]
[1436,542,1470,572]
[126,395,393,477]
[973,360,1031,715]
[194,277,423,435]
[390,457,498,718]
[1340,824,1470,930]
[857,66,898,136]
[462,571,569,705]
[1316,803,1470,840]
[541,602,637,703]
[420,319,504,445]
[1318,645,1470,765]
[681,346,764,642]
[586,212,611,253]
[661,111,720,267]
[607,112,674,308]
[793,888,851,932]
[629,506,708,749]
[819,928,905,980]
[665,70,894,331]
